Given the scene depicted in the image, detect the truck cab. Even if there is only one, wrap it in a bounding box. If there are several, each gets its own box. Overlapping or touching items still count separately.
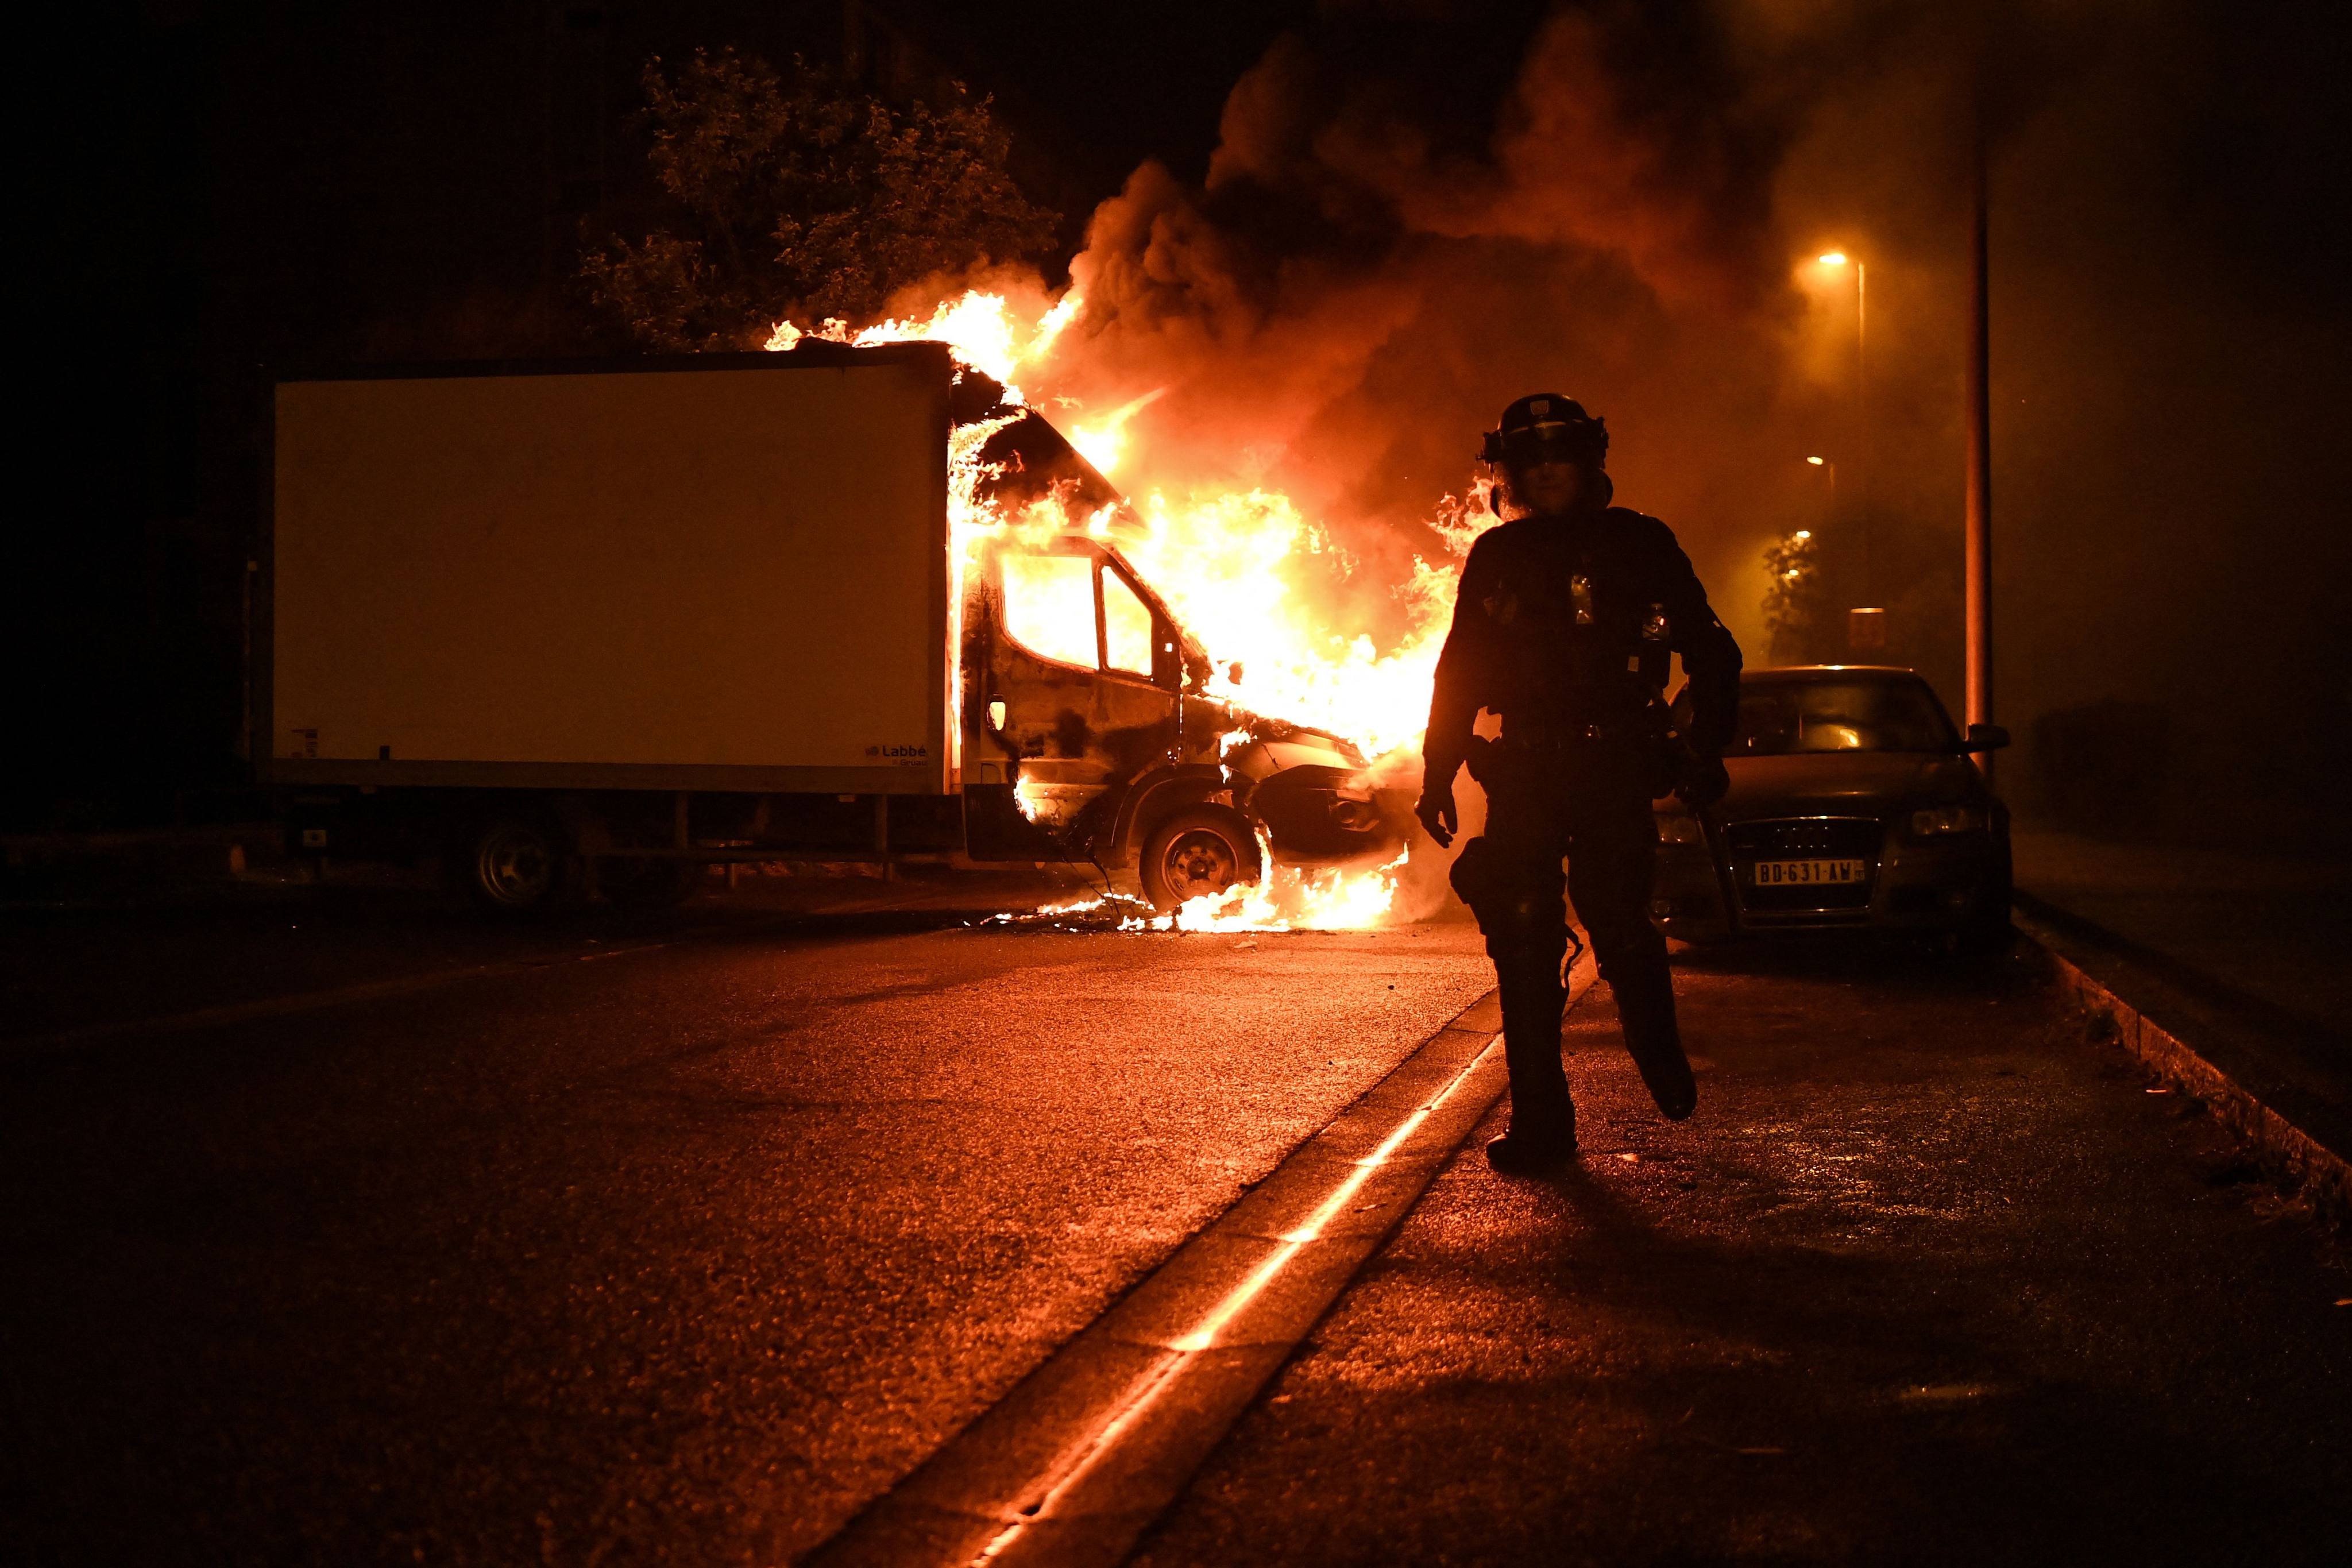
[950,400,1406,905]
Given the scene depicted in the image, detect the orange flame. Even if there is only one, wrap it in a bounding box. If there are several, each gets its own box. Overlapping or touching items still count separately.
[770,289,1493,929]
[1067,387,1167,476]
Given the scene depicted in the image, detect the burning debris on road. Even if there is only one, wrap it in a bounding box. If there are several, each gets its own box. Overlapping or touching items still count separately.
[978,837,1413,936]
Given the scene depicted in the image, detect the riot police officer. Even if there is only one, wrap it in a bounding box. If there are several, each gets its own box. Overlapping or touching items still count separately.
[1417,393,1742,1174]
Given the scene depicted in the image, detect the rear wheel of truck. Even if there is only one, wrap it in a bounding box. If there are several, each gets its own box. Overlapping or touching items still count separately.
[458,813,571,913]
[600,856,700,912]
[1140,805,1263,910]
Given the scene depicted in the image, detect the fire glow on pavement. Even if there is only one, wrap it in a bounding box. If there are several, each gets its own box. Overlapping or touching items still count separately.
[967,1032,1502,1563]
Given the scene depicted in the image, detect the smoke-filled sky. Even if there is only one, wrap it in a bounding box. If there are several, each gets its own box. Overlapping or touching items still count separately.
[967,0,2348,838]
[1022,0,1817,651]
[34,0,2350,841]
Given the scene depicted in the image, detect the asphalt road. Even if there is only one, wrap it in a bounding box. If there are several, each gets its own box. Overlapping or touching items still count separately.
[6,890,2347,1566]
[2,892,1492,1566]
[0,863,1102,1046]
[1134,942,2352,1567]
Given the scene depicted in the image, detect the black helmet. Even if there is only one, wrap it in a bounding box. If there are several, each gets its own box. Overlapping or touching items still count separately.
[1481,393,1608,470]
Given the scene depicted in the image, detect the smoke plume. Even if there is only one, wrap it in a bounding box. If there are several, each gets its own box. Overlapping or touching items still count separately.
[1000,0,1918,665]
[958,0,2347,845]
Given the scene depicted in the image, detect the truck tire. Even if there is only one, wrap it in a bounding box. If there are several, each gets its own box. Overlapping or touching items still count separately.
[600,856,700,911]
[457,812,572,914]
[1140,805,1263,910]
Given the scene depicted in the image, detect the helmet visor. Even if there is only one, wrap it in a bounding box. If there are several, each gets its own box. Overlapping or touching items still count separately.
[1500,420,1601,469]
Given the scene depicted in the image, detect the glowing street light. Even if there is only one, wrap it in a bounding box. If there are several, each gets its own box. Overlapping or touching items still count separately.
[1804,454,1837,519]
[1818,251,1849,265]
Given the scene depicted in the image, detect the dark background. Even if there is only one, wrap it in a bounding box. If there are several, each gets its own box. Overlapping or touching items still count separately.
[20,1,2350,847]
[20,0,1321,832]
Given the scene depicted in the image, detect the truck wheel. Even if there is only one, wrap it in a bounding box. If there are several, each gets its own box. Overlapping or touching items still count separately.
[459,813,571,913]
[1140,805,1263,910]
[600,856,700,911]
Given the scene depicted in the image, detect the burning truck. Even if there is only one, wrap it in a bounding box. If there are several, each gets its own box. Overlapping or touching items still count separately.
[955,357,1410,905]
[261,339,1409,912]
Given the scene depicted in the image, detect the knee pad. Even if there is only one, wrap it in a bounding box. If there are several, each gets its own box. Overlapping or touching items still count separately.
[1584,905,1666,958]
[1579,908,1647,952]
[1492,930,1571,984]
[1585,923,1666,998]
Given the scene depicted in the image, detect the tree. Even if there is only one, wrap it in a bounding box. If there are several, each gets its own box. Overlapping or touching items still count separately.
[581,48,1059,351]
[1760,526,1834,665]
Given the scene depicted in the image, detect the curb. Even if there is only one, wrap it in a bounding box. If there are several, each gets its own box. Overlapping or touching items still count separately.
[2015,907,2349,1225]
[806,953,1597,1568]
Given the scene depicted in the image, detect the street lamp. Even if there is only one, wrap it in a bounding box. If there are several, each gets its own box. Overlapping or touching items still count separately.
[1805,454,1836,519]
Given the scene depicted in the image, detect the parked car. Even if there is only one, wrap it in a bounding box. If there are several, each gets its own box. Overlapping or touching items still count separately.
[1651,666,2012,948]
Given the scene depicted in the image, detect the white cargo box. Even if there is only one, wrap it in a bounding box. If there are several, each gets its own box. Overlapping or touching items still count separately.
[262,347,951,794]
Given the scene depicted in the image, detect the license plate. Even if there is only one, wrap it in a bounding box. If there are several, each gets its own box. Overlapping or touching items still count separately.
[1749,858,1868,886]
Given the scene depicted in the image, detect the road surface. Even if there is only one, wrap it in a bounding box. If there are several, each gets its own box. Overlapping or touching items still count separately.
[1134,942,2351,1566]
[4,886,2345,1565]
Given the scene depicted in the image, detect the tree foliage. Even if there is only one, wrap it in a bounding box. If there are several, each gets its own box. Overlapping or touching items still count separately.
[581,49,1059,350]
[1760,527,1833,665]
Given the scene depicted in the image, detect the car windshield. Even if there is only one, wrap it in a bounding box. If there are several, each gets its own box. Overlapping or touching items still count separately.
[1729,679,1956,755]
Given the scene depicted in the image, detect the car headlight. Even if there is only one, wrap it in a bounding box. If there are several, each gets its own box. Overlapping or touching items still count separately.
[1909,805,1985,836]
[1655,814,1706,844]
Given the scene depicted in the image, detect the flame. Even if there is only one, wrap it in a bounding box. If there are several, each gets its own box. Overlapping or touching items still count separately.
[988,847,1407,935]
[945,409,1023,780]
[1067,387,1168,476]
[764,289,1069,403]
[1118,490,1476,760]
[1171,838,1412,933]
[769,289,1499,930]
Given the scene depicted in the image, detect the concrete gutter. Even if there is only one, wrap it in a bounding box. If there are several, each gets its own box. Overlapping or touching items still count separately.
[809,951,1598,1568]
[2016,895,2348,1225]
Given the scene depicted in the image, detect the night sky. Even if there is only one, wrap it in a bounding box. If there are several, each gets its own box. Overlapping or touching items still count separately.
[22,1,2351,841]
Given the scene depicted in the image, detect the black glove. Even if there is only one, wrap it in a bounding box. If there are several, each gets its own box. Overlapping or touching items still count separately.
[1415,774,1460,848]
[1674,752,1731,810]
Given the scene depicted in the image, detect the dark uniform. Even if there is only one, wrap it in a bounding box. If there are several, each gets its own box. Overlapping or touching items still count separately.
[1420,394,1741,1171]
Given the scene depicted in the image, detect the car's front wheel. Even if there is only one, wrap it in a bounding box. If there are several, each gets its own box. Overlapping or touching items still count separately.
[1956,834,2015,955]
[1140,805,1264,910]
[1956,884,2014,955]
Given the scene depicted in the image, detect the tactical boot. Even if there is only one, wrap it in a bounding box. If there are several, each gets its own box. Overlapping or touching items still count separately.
[1486,1099,1578,1175]
[1497,977,1574,1113]
[1491,957,1578,1172]
[1611,968,1697,1120]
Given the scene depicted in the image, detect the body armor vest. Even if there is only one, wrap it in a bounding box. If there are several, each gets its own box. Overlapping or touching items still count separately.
[1473,509,1677,735]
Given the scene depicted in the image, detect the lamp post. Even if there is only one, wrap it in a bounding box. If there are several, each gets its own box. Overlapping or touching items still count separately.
[1816,252,1868,599]
[1963,134,1994,782]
